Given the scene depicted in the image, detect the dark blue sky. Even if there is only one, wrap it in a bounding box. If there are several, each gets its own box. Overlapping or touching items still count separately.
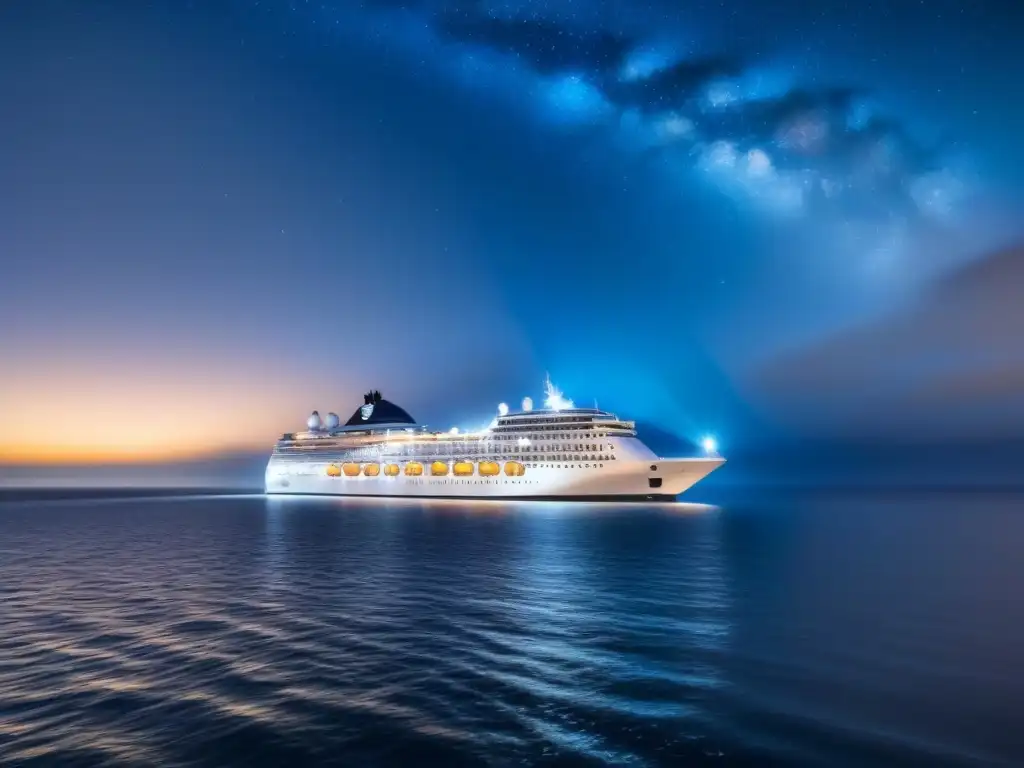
[1,0,1022,460]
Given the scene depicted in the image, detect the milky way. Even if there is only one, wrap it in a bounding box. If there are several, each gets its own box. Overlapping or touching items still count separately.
[279,0,989,260]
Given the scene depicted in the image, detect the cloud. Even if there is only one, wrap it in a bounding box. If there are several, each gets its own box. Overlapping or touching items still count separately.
[604,56,744,112]
[309,0,982,273]
[747,243,1024,440]
[418,6,968,228]
[636,82,953,219]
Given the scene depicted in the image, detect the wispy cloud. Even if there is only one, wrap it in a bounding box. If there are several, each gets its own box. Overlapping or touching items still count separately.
[403,6,972,226]
[748,243,1024,439]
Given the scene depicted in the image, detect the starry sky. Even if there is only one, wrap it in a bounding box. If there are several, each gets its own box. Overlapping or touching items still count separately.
[1,0,1023,463]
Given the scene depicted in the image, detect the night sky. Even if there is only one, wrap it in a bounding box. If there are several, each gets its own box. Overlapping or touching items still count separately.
[2,0,1023,463]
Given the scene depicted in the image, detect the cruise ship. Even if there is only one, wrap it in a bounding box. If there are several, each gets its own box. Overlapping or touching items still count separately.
[264,377,725,501]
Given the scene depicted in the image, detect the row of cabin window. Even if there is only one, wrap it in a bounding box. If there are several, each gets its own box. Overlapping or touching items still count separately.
[493,431,611,440]
[543,456,611,463]
[280,431,622,451]
[280,441,614,455]
[526,462,606,468]
[277,440,614,459]
[275,455,616,465]
[285,443,614,455]
[495,421,593,428]
[519,443,604,452]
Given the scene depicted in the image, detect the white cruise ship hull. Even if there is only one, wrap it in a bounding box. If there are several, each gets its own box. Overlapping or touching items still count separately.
[265,457,725,501]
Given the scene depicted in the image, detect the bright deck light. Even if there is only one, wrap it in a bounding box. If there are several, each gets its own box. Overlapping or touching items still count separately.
[701,436,718,454]
[543,373,573,411]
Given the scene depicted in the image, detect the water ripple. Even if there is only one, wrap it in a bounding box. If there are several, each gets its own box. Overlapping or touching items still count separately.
[0,492,1022,766]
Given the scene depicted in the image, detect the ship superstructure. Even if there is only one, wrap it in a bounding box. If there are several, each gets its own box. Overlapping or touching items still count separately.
[264,377,724,500]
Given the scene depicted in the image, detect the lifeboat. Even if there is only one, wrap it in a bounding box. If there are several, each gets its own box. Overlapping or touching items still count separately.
[363,463,380,477]
[404,462,423,476]
[453,461,474,477]
[384,463,400,477]
[504,461,526,476]
[326,464,342,477]
[342,463,361,477]
[478,461,500,477]
[431,460,449,476]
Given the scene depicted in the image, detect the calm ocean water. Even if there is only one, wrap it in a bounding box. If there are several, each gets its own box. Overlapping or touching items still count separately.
[0,490,1021,766]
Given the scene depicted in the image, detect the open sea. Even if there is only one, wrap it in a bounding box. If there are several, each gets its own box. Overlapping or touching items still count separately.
[0,489,1021,767]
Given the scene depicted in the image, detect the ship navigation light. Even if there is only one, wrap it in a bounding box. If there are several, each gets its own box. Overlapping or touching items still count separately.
[701,436,718,454]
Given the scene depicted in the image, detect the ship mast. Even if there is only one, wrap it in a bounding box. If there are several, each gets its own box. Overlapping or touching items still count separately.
[543,373,573,411]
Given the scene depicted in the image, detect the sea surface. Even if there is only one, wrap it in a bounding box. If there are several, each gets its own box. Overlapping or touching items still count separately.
[0,489,1021,767]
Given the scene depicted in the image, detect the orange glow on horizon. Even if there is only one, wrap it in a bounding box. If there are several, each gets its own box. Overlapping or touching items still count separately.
[0,442,264,465]
[0,357,360,466]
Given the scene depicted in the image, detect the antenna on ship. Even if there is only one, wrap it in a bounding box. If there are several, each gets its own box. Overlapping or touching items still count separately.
[543,372,573,411]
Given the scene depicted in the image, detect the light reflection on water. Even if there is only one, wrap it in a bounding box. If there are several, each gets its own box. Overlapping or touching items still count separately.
[0,491,1022,766]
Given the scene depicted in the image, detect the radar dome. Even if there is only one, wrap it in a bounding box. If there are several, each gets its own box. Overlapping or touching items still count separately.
[325,412,340,429]
[522,396,533,412]
[307,410,323,430]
